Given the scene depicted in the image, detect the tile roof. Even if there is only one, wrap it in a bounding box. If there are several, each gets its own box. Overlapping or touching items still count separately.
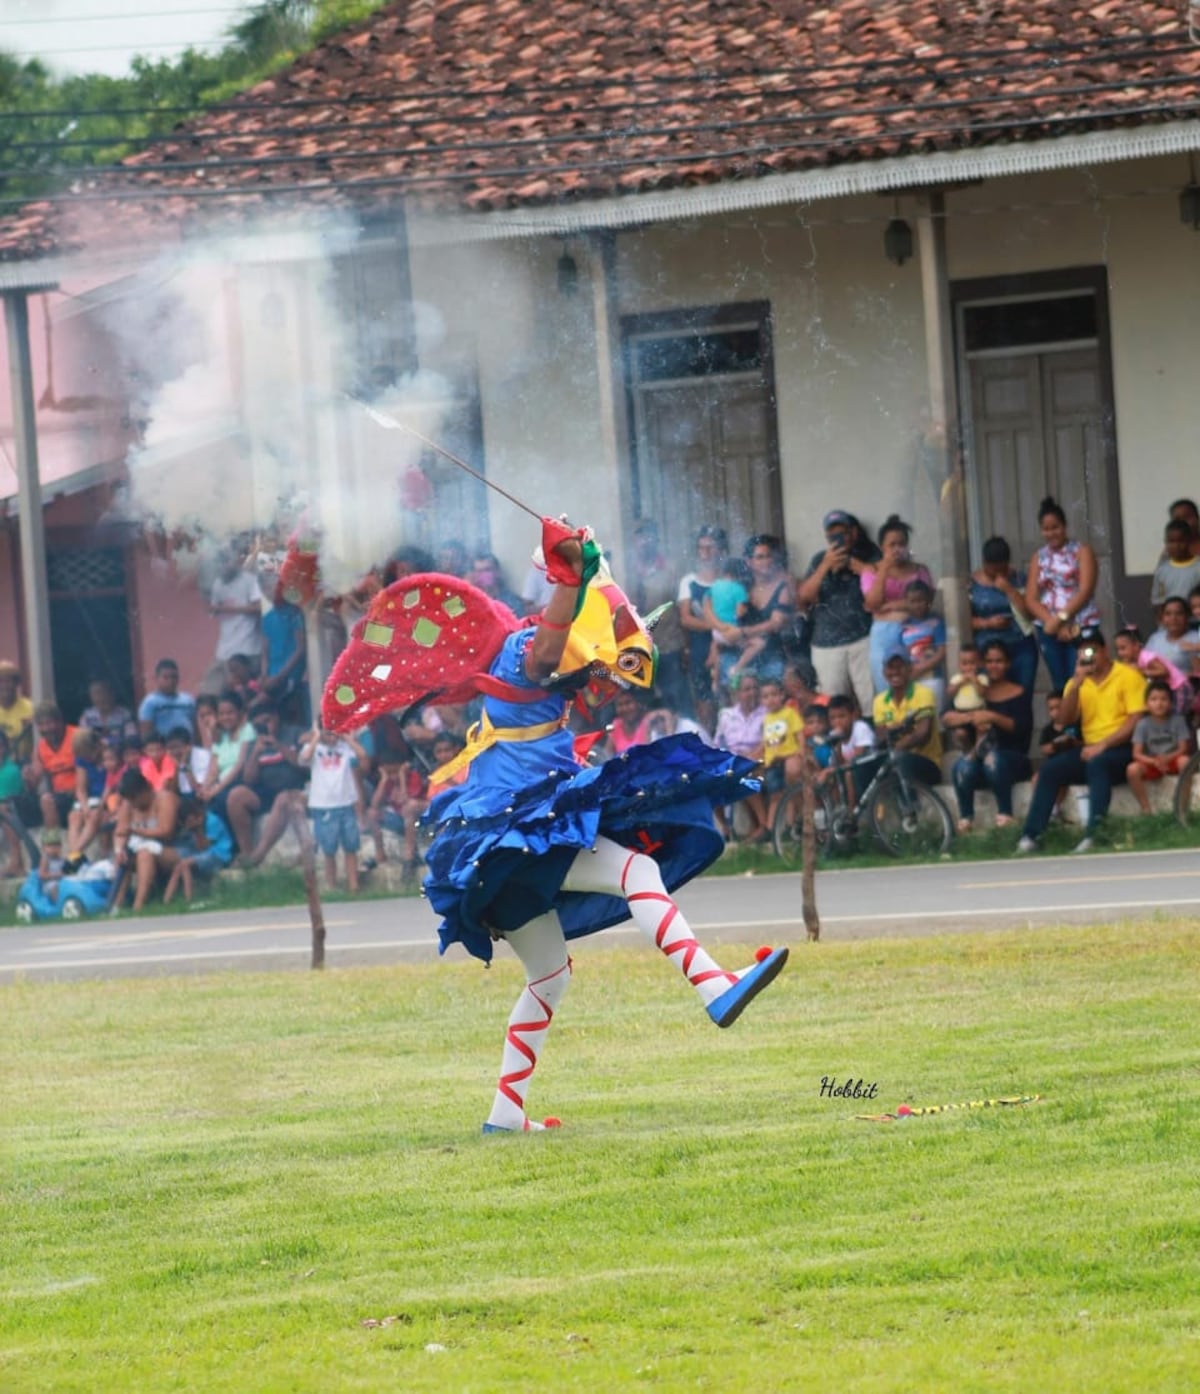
[3,0,1199,260]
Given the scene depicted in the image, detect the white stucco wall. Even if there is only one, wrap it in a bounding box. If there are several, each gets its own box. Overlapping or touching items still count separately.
[408,238,626,592]
[410,152,1200,592]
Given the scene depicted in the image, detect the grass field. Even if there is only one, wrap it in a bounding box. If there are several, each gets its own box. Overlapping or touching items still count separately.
[4,921,1199,1392]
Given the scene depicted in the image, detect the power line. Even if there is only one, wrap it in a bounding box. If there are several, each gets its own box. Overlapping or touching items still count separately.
[5,69,1199,184]
[0,26,1189,123]
[0,6,247,23]
[4,37,1198,156]
[7,38,234,56]
[3,93,1197,212]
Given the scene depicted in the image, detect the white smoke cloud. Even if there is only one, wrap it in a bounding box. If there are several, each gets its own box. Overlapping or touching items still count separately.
[98,217,451,591]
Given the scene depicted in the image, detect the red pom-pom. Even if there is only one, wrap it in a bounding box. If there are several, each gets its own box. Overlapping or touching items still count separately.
[543,1117,562,1129]
[754,945,773,963]
[896,1104,913,1116]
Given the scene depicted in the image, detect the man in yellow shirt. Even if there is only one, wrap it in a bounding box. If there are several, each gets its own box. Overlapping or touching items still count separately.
[871,648,943,786]
[1017,626,1145,855]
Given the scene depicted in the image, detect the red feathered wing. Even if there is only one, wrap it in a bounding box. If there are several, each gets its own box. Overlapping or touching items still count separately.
[321,573,522,731]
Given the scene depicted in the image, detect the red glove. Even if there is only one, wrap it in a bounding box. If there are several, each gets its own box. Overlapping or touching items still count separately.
[541,516,585,587]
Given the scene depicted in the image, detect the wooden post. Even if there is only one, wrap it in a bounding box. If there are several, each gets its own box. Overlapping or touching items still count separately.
[916,190,972,674]
[4,290,55,702]
[800,769,820,941]
[289,800,325,970]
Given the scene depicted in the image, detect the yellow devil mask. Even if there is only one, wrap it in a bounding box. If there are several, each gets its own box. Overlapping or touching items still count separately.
[552,560,660,692]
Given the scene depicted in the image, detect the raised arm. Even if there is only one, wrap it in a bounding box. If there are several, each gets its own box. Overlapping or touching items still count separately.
[525,527,585,684]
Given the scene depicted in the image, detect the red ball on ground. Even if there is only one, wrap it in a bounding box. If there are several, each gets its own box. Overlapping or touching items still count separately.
[543,1117,562,1128]
[896,1105,913,1116]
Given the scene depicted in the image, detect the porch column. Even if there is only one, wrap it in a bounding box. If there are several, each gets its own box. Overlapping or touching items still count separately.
[3,290,54,702]
[586,231,635,564]
[915,190,972,665]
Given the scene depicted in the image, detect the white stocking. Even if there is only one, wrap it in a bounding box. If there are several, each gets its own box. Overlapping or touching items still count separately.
[563,835,737,1007]
[486,912,572,1131]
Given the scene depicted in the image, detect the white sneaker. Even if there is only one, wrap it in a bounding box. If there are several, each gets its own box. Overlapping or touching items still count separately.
[1072,836,1094,854]
[1014,836,1037,855]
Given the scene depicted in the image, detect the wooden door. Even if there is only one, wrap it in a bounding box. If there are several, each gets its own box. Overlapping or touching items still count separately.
[968,347,1116,632]
[633,373,781,564]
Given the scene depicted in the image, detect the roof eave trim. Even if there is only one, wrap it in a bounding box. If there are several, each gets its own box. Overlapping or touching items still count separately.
[410,118,1200,245]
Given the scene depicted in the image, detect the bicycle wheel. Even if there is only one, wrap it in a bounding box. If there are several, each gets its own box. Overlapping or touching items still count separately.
[772,780,834,867]
[1173,751,1200,828]
[870,775,954,858]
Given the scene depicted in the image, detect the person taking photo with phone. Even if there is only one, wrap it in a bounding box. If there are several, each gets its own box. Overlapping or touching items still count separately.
[797,509,880,714]
[1016,626,1145,856]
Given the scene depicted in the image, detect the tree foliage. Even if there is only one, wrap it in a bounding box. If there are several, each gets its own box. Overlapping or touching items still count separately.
[0,1,389,203]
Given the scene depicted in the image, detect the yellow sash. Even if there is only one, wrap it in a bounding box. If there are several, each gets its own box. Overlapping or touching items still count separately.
[428,707,570,795]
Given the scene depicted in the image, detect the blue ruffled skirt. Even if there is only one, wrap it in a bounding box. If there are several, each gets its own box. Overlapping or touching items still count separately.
[422,733,759,964]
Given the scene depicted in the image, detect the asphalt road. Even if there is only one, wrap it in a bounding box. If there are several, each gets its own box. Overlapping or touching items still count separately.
[2,847,1197,982]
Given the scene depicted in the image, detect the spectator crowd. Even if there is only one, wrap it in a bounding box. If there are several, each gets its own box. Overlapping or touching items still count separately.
[3,497,1198,911]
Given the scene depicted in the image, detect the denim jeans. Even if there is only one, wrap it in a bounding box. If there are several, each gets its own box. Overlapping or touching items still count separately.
[953,748,1032,819]
[869,619,905,693]
[1037,629,1077,693]
[1022,744,1132,838]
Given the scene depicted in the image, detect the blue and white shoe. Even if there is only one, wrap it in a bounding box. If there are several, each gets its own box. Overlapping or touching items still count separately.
[706,946,789,1028]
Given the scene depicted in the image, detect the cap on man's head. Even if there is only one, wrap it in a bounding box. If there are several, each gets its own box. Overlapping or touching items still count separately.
[822,509,854,532]
[1077,624,1106,647]
[883,644,911,665]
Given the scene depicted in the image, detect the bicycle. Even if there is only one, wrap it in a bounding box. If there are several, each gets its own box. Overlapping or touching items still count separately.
[772,716,955,864]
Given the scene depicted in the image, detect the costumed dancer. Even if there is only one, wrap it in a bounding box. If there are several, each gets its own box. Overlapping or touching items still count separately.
[322,517,788,1133]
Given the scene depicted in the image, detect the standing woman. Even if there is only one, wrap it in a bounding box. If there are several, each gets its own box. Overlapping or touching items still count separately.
[861,515,934,693]
[1025,496,1099,692]
[969,536,1039,698]
[677,525,728,732]
[734,534,795,682]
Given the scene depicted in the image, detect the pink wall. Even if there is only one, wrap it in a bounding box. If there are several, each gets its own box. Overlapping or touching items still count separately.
[0,286,135,504]
[0,527,22,668]
[130,548,219,701]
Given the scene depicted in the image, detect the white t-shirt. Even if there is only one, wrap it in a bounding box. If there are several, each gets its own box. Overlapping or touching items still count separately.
[302,739,359,810]
[211,571,263,661]
[838,719,876,762]
[521,564,555,614]
[178,747,214,795]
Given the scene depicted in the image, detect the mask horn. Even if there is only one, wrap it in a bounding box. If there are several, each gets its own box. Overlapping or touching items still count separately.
[643,602,673,631]
[612,604,642,641]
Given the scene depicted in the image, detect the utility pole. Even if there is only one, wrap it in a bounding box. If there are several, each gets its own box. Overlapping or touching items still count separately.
[3,288,55,701]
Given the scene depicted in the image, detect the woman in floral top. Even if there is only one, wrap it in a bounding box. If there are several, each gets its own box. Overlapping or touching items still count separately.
[1024,496,1099,691]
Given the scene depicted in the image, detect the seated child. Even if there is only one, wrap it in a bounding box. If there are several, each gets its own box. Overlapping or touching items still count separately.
[759,677,805,826]
[367,756,432,878]
[1113,625,1143,668]
[900,579,946,710]
[163,797,234,904]
[166,725,214,798]
[65,728,107,869]
[1126,679,1193,814]
[37,826,67,904]
[802,704,833,772]
[139,733,179,793]
[1038,688,1081,758]
[824,693,876,803]
[826,694,875,763]
[944,646,989,753]
[703,558,764,692]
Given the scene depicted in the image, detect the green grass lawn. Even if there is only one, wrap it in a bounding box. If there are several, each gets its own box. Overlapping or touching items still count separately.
[4,923,1199,1392]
